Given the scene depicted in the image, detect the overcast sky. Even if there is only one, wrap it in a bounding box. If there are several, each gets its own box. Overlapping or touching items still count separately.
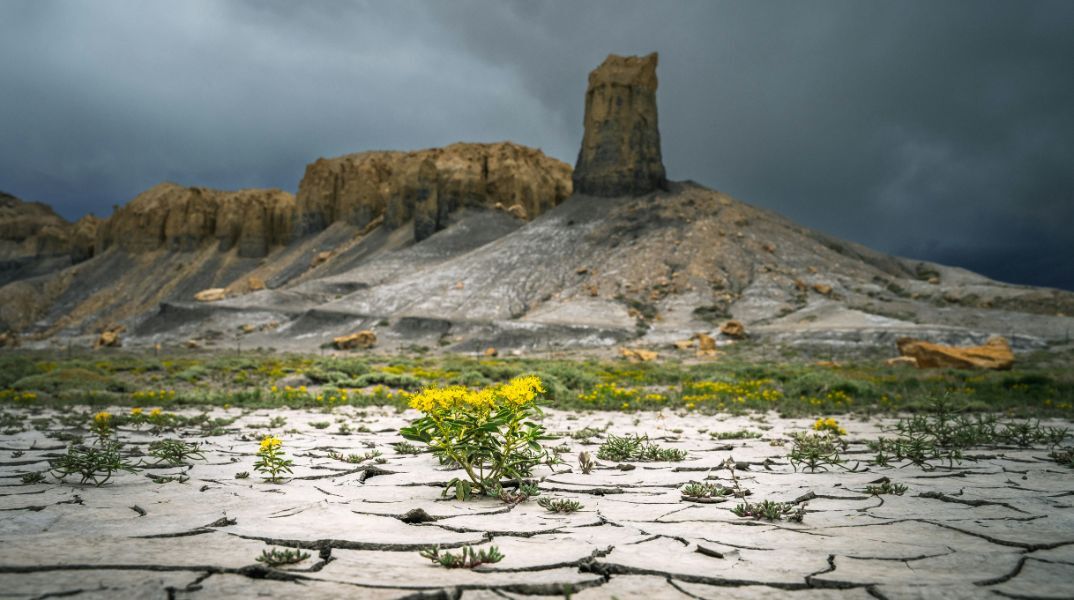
[1,1,1071,289]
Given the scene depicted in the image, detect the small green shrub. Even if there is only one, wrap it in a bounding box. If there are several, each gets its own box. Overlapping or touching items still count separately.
[596,433,687,462]
[420,545,504,569]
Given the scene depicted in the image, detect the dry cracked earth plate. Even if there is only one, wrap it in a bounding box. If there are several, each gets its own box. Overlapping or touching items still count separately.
[0,407,1072,599]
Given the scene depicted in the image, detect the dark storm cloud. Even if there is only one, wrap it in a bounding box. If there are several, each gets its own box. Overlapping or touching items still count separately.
[1,1,1072,289]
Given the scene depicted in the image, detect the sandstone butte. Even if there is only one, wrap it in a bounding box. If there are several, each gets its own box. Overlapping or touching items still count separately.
[295,141,572,242]
[573,52,667,197]
[3,142,572,268]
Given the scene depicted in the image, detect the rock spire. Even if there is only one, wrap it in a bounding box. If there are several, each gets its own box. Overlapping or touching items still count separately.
[573,52,667,197]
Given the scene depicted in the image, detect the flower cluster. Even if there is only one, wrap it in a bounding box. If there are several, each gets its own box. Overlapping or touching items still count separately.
[91,411,113,437]
[812,417,847,436]
[0,390,37,403]
[131,389,176,402]
[408,376,544,414]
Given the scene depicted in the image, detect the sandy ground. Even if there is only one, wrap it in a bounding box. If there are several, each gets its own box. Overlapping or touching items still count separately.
[1,406,1072,599]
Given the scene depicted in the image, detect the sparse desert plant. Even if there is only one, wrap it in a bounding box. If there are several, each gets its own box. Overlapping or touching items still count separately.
[147,439,205,466]
[392,441,421,454]
[864,479,908,496]
[400,376,552,500]
[732,498,805,522]
[147,472,189,484]
[681,481,735,501]
[256,547,310,566]
[496,482,540,504]
[235,471,250,479]
[328,449,381,464]
[710,429,762,440]
[596,433,687,462]
[310,421,330,429]
[49,441,140,486]
[578,450,595,474]
[253,436,293,483]
[788,431,846,472]
[420,545,504,569]
[21,471,45,485]
[538,496,583,513]
[1050,448,1074,468]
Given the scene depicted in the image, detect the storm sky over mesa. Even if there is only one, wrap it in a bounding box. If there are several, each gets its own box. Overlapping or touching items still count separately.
[1,1,1072,289]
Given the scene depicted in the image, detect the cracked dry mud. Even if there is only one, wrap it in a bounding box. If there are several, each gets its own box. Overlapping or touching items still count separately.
[1,408,1072,599]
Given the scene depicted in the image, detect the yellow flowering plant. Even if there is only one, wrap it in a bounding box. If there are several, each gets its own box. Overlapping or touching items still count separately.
[253,436,293,483]
[400,376,552,500]
[812,417,847,436]
[91,411,113,438]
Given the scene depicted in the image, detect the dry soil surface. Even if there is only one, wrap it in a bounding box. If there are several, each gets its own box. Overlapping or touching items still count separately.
[1,408,1072,599]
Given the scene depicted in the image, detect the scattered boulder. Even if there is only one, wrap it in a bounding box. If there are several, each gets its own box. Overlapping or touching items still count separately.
[94,324,125,349]
[673,339,695,351]
[619,347,658,363]
[194,288,227,303]
[184,339,201,349]
[310,251,332,269]
[812,283,833,296]
[483,347,498,357]
[720,320,747,339]
[885,356,918,368]
[334,330,377,350]
[0,331,18,348]
[895,336,1014,370]
[692,332,718,357]
[573,53,667,197]
[505,204,528,220]
[247,276,266,292]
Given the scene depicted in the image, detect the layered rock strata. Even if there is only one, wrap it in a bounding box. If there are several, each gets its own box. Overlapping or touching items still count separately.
[95,183,296,258]
[573,53,667,197]
[295,142,572,241]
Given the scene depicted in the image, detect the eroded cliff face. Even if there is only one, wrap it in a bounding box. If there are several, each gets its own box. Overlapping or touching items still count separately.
[295,142,572,241]
[573,53,667,197]
[95,183,296,258]
[0,193,82,261]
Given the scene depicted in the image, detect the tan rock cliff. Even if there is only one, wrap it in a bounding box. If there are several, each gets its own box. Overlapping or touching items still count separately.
[295,142,572,241]
[95,183,296,257]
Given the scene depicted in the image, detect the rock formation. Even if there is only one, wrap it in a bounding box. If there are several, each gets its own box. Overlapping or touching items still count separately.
[334,330,377,350]
[896,336,1015,370]
[0,192,99,264]
[573,53,667,197]
[295,142,572,241]
[95,183,296,258]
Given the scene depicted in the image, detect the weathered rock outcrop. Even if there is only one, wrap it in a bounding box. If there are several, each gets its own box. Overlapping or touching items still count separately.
[573,53,667,197]
[896,336,1015,370]
[0,192,98,262]
[95,183,296,257]
[295,142,572,241]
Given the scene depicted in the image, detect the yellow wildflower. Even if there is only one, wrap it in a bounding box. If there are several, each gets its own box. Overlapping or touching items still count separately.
[93,411,112,425]
[130,407,143,416]
[497,375,544,407]
[259,436,282,452]
[149,408,162,417]
[813,417,847,436]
